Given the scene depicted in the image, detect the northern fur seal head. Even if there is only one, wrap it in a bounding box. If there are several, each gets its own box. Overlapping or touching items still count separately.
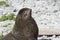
[16,8,32,20]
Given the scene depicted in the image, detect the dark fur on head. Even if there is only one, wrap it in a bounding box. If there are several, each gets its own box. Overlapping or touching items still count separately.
[16,8,32,20]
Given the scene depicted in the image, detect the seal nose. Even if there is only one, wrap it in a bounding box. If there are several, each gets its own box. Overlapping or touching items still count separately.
[27,9,31,15]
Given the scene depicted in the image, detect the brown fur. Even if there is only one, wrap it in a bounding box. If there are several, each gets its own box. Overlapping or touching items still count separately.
[0,8,38,40]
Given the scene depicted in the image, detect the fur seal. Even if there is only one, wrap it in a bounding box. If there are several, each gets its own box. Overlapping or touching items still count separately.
[0,8,38,40]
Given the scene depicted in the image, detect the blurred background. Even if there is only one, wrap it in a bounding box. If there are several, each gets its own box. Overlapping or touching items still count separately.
[0,0,60,40]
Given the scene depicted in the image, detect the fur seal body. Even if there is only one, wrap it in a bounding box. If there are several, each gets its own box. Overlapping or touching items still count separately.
[0,8,38,40]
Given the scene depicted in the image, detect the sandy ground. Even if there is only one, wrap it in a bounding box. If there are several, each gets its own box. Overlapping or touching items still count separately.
[39,28,60,35]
